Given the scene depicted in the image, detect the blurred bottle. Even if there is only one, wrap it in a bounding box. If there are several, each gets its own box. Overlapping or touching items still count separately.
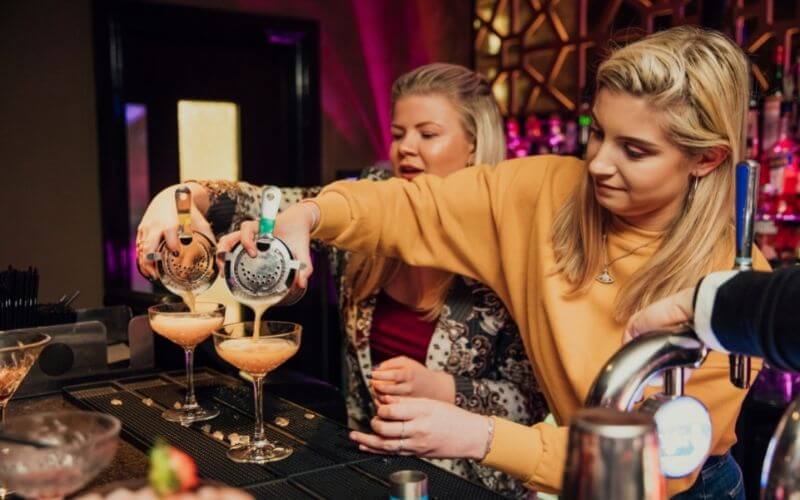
[505,118,525,159]
[768,101,798,220]
[747,89,760,162]
[794,56,800,143]
[761,45,785,162]
[546,114,565,154]
[577,101,592,157]
[565,120,578,156]
[525,115,548,155]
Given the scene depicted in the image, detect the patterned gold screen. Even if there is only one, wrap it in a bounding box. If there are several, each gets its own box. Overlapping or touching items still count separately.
[474,0,800,119]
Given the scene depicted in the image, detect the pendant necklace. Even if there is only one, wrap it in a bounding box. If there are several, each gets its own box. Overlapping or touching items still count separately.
[595,233,659,284]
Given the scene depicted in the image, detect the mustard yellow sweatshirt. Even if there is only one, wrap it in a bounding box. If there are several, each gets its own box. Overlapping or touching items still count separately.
[310,155,766,496]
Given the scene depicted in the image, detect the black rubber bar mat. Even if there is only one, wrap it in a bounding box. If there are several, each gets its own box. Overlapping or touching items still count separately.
[63,369,509,499]
[244,480,320,499]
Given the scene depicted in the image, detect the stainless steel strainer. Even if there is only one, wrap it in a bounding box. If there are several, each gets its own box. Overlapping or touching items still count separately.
[224,187,304,305]
[148,186,218,296]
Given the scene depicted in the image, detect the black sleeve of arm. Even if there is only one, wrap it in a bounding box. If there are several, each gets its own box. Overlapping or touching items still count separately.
[711,267,800,371]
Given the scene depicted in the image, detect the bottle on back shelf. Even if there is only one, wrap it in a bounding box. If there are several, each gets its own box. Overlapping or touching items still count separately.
[545,114,565,154]
[761,45,785,164]
[525,114,547,155]
[578,100,592,157]
[747,89,760,161]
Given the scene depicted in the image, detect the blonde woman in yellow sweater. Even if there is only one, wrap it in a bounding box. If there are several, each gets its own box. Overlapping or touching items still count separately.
[222,27,767,498]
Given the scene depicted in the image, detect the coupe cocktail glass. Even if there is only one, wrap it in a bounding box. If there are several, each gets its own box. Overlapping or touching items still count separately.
[148,302,225,424]
[213,321,301,463]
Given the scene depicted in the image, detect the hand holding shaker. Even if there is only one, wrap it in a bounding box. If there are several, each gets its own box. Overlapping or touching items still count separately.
[224,187,306,306]
[148,186,218,302]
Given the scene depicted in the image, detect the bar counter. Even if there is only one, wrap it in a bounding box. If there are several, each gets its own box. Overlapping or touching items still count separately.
[8,368,508,499]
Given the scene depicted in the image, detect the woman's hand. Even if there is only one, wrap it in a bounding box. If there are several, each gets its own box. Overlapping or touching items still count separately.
[216,202,318,288]
[136,185,214,279]
[370,356,455,403]
[349,396,489,460]
[623,287,696,343]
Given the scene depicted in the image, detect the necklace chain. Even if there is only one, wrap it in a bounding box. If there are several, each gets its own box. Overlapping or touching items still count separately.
[595,233,658,284]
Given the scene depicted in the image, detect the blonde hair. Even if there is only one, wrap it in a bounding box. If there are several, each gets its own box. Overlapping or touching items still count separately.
[346,63,505,318]
[552,26,749,322]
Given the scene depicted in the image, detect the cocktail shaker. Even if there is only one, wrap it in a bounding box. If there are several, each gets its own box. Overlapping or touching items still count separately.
[561,407,666,500]
[224,187,305,306]
[149,186,218,297]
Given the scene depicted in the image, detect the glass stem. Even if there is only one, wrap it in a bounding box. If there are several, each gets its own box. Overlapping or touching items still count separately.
[184,347,198,409]
[252,375,266,444]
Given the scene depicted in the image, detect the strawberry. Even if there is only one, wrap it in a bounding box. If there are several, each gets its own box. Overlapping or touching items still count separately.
[168,445,199,491]
[148,440,199,495]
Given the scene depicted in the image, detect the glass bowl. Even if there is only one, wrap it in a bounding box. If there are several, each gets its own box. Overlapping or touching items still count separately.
[0,411,121,499]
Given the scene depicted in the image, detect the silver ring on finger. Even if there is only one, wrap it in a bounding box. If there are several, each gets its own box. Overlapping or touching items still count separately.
[398,439,405,453]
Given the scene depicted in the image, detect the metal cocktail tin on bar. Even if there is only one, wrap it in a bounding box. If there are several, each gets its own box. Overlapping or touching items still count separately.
[389,469,429,500]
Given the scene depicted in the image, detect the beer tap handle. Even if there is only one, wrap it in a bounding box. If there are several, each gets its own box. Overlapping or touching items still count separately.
[730,160,760,389]
[175,186,193,246]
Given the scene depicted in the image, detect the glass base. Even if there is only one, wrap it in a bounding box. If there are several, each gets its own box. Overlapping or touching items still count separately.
[227,441,293,463]
[161,405,219,424]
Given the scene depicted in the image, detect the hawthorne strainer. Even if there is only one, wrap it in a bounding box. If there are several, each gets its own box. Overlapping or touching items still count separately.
[148,186,218,296]
[224,187,305,306]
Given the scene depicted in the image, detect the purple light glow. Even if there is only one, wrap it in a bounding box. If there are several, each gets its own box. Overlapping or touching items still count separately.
[265,29,305,45]
[105,241,118,277]
[125,103,147,124]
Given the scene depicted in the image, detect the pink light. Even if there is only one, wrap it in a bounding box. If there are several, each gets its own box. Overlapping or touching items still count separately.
[234,0,466,162]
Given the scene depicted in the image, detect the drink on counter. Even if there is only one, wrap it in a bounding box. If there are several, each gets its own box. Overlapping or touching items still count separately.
[217,337,298,375]
[0,332,51,423]
[148,302,225,424]
[212,320,301,463]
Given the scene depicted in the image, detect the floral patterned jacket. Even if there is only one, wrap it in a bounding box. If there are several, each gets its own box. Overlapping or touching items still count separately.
[196,168,548,498]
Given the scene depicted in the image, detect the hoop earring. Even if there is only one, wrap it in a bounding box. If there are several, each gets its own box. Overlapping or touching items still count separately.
[686,175,699,205]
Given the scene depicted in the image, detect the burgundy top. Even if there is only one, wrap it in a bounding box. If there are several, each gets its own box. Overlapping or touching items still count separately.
[369,291,437,365]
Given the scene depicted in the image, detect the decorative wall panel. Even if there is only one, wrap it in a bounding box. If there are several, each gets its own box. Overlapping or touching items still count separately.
[474,0,800,119]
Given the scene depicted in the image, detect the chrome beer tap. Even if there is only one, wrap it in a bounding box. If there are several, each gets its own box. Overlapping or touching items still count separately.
[730,160,759,389]
[584,330,712,479]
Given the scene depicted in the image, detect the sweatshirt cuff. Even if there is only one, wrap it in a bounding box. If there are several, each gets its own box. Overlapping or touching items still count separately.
[694,271,739,353]
[480,418,564,493]
[308,192,352,242]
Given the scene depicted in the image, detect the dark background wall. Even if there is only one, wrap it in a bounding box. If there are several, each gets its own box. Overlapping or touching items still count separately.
[0,0,472,308]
